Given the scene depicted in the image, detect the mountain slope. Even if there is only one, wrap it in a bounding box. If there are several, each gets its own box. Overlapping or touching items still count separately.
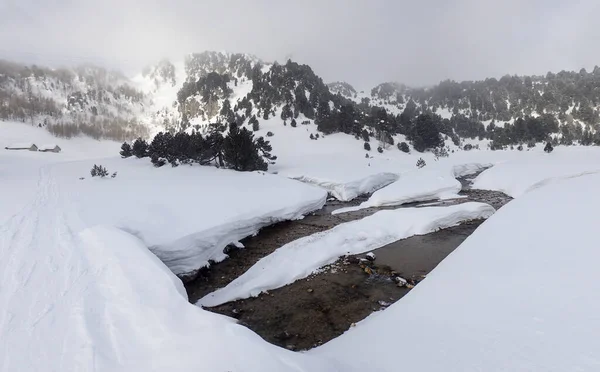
[4,51,600,150]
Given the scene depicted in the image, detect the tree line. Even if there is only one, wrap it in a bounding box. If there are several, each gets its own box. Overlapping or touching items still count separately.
[120,123,276,171]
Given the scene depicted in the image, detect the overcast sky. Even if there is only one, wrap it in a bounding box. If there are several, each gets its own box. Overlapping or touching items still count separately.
[1,0,599,88]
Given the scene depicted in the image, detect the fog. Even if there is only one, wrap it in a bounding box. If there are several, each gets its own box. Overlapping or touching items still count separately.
[1,0,599,88]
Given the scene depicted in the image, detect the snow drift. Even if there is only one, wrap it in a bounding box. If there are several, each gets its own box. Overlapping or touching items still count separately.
[199,202,495,307]
[313,171,600,372]
[472,147,600,197]
[332,169,462,215]
[49,159,327,275]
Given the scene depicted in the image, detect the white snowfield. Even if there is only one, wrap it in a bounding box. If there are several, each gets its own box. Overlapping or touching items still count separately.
[199,202,495,307]
[0,121,333,372]
[473,146,600,197]
[39,155,327,275]
[332,168,463,215]
[5,118,600,371]
[314,171,600,372]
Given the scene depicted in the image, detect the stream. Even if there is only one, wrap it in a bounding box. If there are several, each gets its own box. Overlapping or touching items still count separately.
[184,171,512,350]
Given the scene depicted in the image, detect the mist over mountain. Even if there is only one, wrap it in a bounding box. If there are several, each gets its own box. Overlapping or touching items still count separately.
[2,51,600,149]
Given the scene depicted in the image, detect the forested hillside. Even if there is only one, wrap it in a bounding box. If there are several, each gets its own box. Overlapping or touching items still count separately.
[3,51,600,150]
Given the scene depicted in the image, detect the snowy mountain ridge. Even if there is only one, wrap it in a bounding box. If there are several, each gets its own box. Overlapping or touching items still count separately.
[4,51,600,150]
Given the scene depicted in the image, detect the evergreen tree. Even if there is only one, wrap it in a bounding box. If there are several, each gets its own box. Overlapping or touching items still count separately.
[361,129,370,142]
[398,142,410,153]
[364,142,371,151]
[249,115,260,131]
[132,138,149,158]
[280,104,293,121]
[416,158,426,168]
[90,164,109,177]
[120,142,133,158]
[544,141,554,153]
[290,118,297,127]
[222,123,276,171]
[410,114,444,152]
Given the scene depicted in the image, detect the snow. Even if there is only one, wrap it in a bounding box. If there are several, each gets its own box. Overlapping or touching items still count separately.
[291,172,399,201]
[332,169,463,215]
[0,221,332,371]
[313,170,600,372]
[38,144,60,150]
[48,158,326,275]
[199,202,495,307]
[5,142,36,149]
[7,117,600,371]
[0,121,334,372]
[473,146,600,197]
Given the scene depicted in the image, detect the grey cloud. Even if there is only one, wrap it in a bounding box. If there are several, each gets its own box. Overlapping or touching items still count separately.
[1,0,600,88]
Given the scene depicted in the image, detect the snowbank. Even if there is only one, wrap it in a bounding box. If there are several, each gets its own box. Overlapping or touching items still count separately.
[51,159,327,275]
[314,170,600,372]
[332,169,462,215]
[451,162,492,177]
[199,202,495,307]
[291,172,399,201]
[473,147,600,197]
[0,223,333,371]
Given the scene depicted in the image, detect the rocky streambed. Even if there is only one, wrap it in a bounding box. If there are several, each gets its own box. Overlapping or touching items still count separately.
[184,172,512,350]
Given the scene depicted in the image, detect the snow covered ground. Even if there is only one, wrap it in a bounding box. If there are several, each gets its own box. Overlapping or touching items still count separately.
[472,146,600,197]
[313,169,600,372]
[332,168,463,215]
[51,159,326,275]
[5,118,600,371]
[0,121,334,371]
[199,202,495,307]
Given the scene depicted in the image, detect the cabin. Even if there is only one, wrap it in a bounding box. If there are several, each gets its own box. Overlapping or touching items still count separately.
[5,143,38,151]
[38,144,62,153]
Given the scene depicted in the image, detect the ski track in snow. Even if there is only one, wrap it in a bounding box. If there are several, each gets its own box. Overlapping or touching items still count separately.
[0,165,114,370]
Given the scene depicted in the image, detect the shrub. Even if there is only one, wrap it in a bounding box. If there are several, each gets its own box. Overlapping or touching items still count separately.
[416,158,426,169]
[364,142,371,151]
[377,146,383,153]
[432,146,449,158]
[398,142,410,153]
[90,164,109,178]
[463,144,473,151]
[266,131,274,137]
[544,142,554,153]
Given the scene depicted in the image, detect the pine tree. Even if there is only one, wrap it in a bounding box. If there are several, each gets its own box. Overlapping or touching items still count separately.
[221,123,275,171]
[364,142,371,151]
[290,118,297,127]
[398,142,410,153]
[361,129,370,142]
[249,115,260,131]
[410,114,443,152]
[544,141,554,153]
[416,158,426,168]
[120,142,133,158]
[132,138,148,158]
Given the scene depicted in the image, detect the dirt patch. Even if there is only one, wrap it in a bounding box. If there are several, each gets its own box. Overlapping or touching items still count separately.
[204,220,484,351]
